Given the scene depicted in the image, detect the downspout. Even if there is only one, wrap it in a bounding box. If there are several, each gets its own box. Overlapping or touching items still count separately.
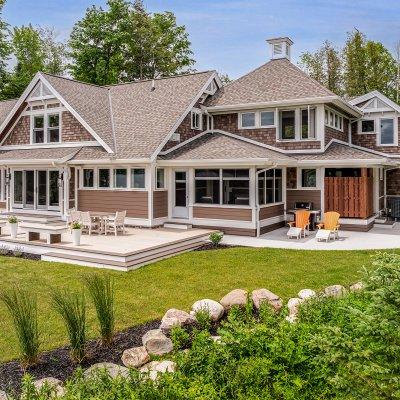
[255,162,277,237]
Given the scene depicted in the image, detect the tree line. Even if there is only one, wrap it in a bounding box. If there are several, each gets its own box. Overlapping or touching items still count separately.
[299,29,400,103]
[0,0,194,100]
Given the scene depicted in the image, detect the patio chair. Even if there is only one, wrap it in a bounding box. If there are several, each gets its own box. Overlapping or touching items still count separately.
[316,211,340,242]
[105,210,127,236]
[81,211,100,235]
[287,210,311,239]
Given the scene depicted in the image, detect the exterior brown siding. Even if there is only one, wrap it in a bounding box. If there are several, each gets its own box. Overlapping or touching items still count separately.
[286,189,322,210]
[351,117,400,154]
[78,190,148,219]
[62,112,95,142]
[193,224,256,236]
[259,203,284,220]
[386,168,400,196]
[260,221,285,234]
[0,201,6,209]
[325,118,349,144]
[153,190,168,219]
[4,115,30,145]
[193,206,252,221]
[213,113,321,150]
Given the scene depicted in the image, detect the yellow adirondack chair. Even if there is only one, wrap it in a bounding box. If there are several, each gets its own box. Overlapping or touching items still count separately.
[316,211,340,240]
[287,210,311,239]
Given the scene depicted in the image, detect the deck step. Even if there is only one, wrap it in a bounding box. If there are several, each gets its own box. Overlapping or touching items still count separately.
[374,220,397,229]
[163,222,193,230]
[0,212,63,224]
[41,239,205,271]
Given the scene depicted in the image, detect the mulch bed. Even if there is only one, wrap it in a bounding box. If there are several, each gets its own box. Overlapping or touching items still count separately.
[195,243,237,251]
[0,320,160,396]
[0,250,41,261]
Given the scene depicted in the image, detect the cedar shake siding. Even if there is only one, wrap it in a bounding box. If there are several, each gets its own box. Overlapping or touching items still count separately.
[286,189,322,210]
[325,118,349,144]
[153,190,168,219]
[78,190,148,219]
[259,203,284,220]
[351,117,400,154]
[61,112,95,142]
[3,111,94,146]
[386,169,400,196]
[193,206,252,221]
[213,113,321,150]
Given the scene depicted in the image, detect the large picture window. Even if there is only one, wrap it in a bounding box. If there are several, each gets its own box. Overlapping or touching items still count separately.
[380,118,395,145]
[195,169,250,206]
[280,110,295,139]
[258,169,282,205]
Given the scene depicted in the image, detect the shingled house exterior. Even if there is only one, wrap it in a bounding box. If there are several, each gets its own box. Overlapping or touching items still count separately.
[0,37,399,237]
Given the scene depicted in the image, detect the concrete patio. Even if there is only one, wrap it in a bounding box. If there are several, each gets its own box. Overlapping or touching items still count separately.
[223,225,400,250]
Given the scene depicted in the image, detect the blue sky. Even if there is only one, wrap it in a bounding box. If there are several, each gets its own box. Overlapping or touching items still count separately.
[3,0,400,79]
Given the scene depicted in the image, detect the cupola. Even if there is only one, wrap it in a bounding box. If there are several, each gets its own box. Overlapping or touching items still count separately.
[266,37,293,61]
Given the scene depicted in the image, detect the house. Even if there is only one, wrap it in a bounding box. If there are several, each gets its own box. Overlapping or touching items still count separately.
[0,36,399,237]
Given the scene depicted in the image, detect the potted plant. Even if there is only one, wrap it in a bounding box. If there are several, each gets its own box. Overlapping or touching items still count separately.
[8,215,18,239]
[71,221,82,246]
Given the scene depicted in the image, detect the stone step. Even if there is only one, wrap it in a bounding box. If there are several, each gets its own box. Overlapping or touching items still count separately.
[163,223,193,230]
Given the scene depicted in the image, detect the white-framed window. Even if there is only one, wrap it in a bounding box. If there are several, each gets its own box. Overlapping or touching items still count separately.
[98,168,110,188]
[260,111,275,127]
[33,115,45,143]
[324,108,344,132]
[379,118,395,145]
[156,168,165,189]
[114,169,128,188]
[191,109,202,130]
[360,119,375,134]
[131,168,145,189]
[240,112,256,128]
[31,112,61,144]
[258,168,282,205]
[239,110,275,129]
[279,109,296,140]
[301,107,316,139]
[83,168,94,188]
[300,168,317,188]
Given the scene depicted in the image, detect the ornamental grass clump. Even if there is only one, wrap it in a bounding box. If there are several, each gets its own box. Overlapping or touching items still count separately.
[0,287,40,368]
[51,289,86,363]
[83,273,115,346]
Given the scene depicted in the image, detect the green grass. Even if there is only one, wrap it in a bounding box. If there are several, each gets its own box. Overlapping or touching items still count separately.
[0,247,393,362]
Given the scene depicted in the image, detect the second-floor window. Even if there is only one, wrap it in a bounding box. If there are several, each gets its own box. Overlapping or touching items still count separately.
[380,118,395,145]
[32,113,60,144]
[239,110,275,129]
[280,110,295,139]
[191,109,202,130]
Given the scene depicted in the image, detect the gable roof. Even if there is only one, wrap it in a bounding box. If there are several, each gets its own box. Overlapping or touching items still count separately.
[206,58,335,108]
[0,99,18,126]
[349,90,400,113]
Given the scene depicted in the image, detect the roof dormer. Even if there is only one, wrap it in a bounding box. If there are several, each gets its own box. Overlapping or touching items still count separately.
[266,37,293,61]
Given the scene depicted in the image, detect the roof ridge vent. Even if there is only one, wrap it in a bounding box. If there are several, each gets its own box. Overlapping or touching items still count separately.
[266,37,293,61]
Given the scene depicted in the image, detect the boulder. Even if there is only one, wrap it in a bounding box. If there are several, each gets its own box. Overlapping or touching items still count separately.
[160,308,195,333]
[350,282,365,292]
[84,362,129,379]
[142,329,173,355]
[220,289,248,310]
[298,289,316,300]
[192,299,224,322]
[33,377,65,397]
[285,314,297,324]
[121,346,149,368]
[140,360,176,381]
[252,288,283,312]
[287,297,303,316]
[324,285,347,298]
[210,335,222,343]
[0,391,8,400]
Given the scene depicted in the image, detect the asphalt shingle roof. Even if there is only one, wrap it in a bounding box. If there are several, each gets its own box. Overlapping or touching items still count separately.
[0,147,80,162]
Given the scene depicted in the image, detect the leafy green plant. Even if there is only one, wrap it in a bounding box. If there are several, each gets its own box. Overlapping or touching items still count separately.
[51,289,86,363]
[71,221,82,230]
[13,245,24,257]
[8,215,18,224]
[194,309,212,332]
[170,326,191,350]
[0,287,40,368]
[0,244,9,255]
[209,232,223,247]
[83,274,115,346]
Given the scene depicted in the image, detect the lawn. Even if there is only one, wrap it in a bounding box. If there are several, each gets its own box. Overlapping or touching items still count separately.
[0,247,391,362]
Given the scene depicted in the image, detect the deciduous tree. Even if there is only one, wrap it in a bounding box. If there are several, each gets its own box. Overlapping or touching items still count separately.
[0,0,11,100]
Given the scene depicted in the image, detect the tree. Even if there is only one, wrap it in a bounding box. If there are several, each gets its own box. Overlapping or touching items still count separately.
[0,0,11,100]
[219,72,231,85]
[68,0,194,84]
[39,27,67,76]
[393,41,400,103]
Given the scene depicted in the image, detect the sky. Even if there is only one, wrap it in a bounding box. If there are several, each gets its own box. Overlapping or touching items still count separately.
[3,0,400,79]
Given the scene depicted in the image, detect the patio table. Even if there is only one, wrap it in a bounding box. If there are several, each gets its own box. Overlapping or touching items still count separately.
[88,211,114,234]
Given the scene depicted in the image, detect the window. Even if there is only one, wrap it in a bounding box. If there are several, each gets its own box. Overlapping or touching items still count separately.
[48,114,60,142]
[114,169,127,188]
[325,108,344,131]
[258,169,282,205]
[98,169,110,188]
[280,110,295,140]
[361,120,375,133]
[380,118,395,145]
[301,169,317,188]
[260,111,275,127]
[301,108,316,139]
[131,168,145,189]
[156,168,165,189]
[195,169,220,204]
[191,110,202,130]
[222,169,250,205]
[240,112,256,128]
[33,116,44,143]
[83,169,94,188]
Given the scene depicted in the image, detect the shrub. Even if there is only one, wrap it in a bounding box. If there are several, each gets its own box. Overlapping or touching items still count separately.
[194,309,212,332]
[209,232,223,247]
[83,274,115,346]
[51,289,86,363]
[0,244,9,255]
[170,326,191,350]
[0,287,40,368]
[13,245,24,257]
[8,215,18,224]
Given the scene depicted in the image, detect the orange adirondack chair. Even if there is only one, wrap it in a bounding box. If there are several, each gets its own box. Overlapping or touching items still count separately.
[316,211,340,240]
[287,210,311,239]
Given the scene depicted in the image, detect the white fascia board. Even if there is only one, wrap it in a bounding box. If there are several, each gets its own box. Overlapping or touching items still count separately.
[350,90,400,113]
[331,98,363,117]
[0,159,63,166]
[157,159,292,167]
[296,159,385,166]
[0,142,99,151]
[67,158,151,165]
[150,71,219,162]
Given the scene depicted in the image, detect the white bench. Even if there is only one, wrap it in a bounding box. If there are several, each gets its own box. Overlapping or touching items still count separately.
[19,223,68,244]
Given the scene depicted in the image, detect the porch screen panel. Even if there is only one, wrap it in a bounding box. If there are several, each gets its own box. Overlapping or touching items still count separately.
[14,171,22,204]
[25,171,34,205]
[38,170,47,206]
[49,171,59,206]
